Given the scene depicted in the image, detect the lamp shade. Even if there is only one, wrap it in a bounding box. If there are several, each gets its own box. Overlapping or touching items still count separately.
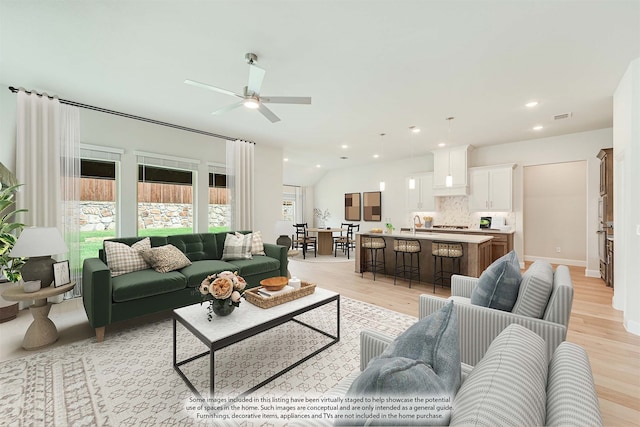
[9,227,68,258]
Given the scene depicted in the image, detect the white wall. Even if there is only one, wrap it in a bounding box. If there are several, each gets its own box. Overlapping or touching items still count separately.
[312,128,611,276]
[613,57,640,335]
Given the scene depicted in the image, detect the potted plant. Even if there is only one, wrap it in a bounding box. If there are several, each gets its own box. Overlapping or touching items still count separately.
[0,184,27,282]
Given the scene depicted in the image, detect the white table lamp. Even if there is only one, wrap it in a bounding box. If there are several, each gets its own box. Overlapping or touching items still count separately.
[9,227,69,289]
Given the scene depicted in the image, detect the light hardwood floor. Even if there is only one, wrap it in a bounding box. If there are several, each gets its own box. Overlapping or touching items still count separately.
[1,259,638,426]
[288,258,640,427]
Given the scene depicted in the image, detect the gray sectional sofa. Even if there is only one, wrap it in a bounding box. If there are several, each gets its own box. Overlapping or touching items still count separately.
[82,231,288,342]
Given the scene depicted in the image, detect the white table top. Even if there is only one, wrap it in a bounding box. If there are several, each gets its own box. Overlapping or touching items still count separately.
[358,231,493,244]
[173,287,339,344]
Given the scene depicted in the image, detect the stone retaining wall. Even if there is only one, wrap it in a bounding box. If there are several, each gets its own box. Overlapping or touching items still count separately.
[79,202,230,231]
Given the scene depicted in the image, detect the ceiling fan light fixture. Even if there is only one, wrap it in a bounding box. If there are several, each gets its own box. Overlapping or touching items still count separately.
[243,98,260,109]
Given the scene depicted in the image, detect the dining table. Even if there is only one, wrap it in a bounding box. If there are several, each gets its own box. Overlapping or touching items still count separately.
[307,227,346,255]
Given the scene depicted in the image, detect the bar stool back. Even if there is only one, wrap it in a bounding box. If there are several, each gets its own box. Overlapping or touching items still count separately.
[432,241,463,292]
[393,239,421,287]
[361,236,386,281]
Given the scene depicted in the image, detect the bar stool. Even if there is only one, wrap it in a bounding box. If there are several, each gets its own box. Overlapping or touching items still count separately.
[432,241,463,292]
[361,236,386,281]
[393,239,421,288]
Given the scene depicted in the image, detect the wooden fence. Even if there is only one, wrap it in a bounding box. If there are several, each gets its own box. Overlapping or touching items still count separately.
[80,178,228,204]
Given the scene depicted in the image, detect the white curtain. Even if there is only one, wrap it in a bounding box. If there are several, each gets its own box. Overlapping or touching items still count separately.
[226,139,254,230]
[16,90,81,299]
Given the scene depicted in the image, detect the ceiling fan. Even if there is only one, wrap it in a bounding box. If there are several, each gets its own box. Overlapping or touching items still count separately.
[184,53,311,123]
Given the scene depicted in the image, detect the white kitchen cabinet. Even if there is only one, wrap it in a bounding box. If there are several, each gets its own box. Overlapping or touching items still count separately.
[432,145,471,196]
[468,164,515,211]
[406,173,435,211]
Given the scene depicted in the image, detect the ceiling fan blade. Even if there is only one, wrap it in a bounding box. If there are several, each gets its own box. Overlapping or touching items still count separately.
[211,100,244,116]
[260,96,312,105]
[257,103,281,123]
[247,65,266,96]
[184,79,242,98]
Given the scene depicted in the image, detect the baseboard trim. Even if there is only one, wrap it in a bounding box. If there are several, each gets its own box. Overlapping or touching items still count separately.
[584,269,601,278]
[624,318,640,336]
[524,255,586,267]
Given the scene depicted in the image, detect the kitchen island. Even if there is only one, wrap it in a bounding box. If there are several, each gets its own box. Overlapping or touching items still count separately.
[355,231,493,284]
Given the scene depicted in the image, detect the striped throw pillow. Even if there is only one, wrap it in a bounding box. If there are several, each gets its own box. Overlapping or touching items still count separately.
[104,238,151,277]
[221,233,253,261]
[512,260,554,318]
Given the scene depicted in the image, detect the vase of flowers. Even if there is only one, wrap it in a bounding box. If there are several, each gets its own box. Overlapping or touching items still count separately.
[199,271,246,320]
[313,208,331,228]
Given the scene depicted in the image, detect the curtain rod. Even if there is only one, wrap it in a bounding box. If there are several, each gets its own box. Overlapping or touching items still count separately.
[8,86,251,143]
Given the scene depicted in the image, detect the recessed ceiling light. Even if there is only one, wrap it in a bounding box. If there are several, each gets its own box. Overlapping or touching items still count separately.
[341,144,348,149]
[533,125,543,131]
[409,126,420,133]
[373,154,380,159]
[340,156,348,160]
[438,142,446,147]
[283,158,289,162]
[526,101,539,108]
[316,164,321,168]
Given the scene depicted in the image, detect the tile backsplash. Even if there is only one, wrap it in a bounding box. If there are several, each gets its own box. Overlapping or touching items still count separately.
[413,196,516,229]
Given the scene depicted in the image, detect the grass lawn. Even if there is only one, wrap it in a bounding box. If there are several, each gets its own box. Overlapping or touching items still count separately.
[80,226,229,264]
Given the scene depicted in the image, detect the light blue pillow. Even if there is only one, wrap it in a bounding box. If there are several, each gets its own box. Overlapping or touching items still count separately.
[470,250,522,312]
[337,301,460,426]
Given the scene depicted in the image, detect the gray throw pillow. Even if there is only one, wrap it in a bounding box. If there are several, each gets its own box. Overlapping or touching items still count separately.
[337,301,460,426]
[470,250,522,311]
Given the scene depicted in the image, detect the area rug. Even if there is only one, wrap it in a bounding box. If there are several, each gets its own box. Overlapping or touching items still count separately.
[0,297,417,426]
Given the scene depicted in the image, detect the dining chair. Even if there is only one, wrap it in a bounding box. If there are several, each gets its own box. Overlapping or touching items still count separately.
[292,223,317,259]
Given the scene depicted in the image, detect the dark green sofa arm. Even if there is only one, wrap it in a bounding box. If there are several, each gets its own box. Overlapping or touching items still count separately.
[263,243,288,277]
[82,257,113,340]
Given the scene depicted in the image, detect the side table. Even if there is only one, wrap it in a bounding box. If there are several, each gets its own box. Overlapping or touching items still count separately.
[1,281,76,350]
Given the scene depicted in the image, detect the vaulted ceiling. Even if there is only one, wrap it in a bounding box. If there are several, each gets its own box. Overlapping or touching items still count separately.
[1,1,639,184]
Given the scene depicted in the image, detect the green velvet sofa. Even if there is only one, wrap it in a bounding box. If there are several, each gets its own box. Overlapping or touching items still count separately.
[82,231,288,342]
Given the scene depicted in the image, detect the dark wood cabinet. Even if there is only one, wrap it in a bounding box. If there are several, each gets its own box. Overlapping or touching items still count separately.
[606,239,614,288]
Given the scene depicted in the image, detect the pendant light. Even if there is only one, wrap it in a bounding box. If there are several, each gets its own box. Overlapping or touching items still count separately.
[445,117,454,188]
[408,126,417,190]
[379,133,386,191]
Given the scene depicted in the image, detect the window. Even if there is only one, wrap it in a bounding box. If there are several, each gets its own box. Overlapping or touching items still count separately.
[208,166,230,232]
[79,145,122,270]
[283,185,302,222]
[137,152,198,237]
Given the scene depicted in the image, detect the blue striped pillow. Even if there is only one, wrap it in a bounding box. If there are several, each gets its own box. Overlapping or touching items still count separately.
[470,250,522,311]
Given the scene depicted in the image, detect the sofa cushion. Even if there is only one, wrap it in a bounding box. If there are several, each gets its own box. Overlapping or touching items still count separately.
[178,259,241,288]
[470,250,522,312]
[221,233,253,261]
[338,302,459,426]
[512,260,554,318]
[104,238,151,277]
[226,256,280,277]
[237,231,266,256]
[450,324,548,427]
[140,244,192,273]
[111,268,187,302]
[167,233,218,261]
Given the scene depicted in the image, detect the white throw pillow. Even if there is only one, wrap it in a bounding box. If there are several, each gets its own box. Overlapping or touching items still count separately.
[104,238,151,277]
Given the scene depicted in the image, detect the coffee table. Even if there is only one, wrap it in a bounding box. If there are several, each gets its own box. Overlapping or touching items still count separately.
[173,287,340,399]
